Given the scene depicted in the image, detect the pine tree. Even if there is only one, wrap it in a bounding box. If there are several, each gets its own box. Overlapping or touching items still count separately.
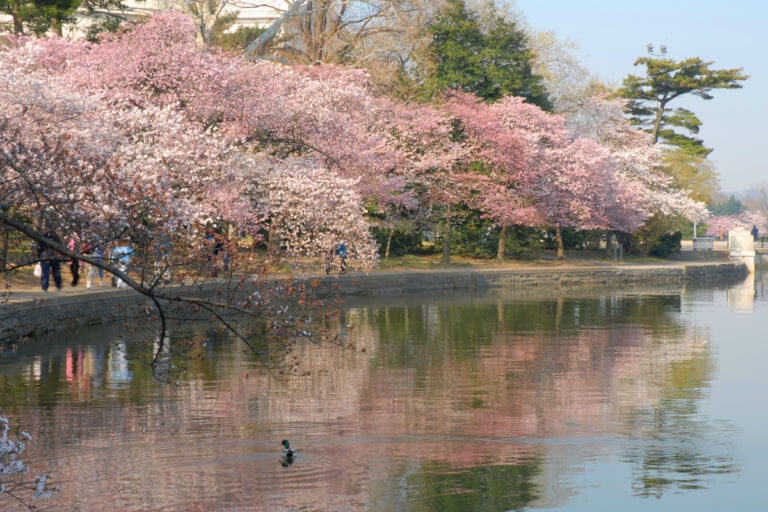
[620,55,747,157]
[425,0,551,108]
[0,0,81,35]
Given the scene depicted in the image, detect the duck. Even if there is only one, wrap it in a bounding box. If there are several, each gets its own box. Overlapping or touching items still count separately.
[280,439,296,465]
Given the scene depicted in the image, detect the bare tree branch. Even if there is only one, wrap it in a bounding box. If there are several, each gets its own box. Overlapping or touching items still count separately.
[243,0,308,58]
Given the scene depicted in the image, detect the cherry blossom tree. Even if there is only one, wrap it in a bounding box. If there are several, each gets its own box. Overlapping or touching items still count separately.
[8,14,392,173]
[246,156,379,267]
[8,13,431,257]
[9,11,468,249]
[435,91,531,260]
[0,51,352,383]
[443,91,646,260]
[706,211,767,238]
[0,12,473,384]
[2,12,710,295]
[566,94,709,222]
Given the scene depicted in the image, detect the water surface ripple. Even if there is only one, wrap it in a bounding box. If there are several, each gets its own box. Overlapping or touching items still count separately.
[2,270,767,511]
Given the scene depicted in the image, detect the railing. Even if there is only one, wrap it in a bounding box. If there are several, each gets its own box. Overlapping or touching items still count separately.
[756,236,768,250]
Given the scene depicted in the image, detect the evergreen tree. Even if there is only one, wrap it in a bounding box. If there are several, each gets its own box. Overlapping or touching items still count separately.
[620,54,747,157]
[425,0,551,108]
[210,13,266,52]
[421,0,552,263]
[0,0,35,33]
[710,196,746,216]
[0,0,81,35]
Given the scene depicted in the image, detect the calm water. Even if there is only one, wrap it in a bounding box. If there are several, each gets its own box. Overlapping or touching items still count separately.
[2,270,768,511]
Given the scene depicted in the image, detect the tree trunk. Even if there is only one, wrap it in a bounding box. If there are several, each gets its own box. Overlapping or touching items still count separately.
[650,100,667,144]
[612,230,632,253]
[384,228,393,261]
[13,13,23,34]
[244,0,308,58]
[441,210,452,265]
[587,231,600,250]
[52,18,63,36]
[496,225,507,260]
[555,225,565,261]
[267,223,280,256]
[0,227,8,271]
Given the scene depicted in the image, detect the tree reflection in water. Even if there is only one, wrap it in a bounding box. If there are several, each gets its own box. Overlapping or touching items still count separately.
[369,457,541,512]
[622,358,738,498]
[0,286,743,510]
[353,289,738,502]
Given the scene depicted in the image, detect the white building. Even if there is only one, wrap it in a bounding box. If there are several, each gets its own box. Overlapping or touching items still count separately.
[1,0,284,38]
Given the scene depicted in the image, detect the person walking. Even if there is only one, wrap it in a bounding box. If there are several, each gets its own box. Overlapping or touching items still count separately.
[111,239,132,288]
[337,242,348,274]
[324,247,334,275]
[751,225,759,242]
[324,242,348,274]
[67,236,80,287]
[333,242,348,274]
[83,241,104,288]
[37,230,62,292]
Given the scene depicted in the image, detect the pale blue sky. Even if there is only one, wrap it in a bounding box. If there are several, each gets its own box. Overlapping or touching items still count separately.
[517,0,767,193]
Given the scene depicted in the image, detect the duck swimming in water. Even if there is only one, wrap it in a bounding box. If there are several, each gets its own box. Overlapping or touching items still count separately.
[280,440,296,466]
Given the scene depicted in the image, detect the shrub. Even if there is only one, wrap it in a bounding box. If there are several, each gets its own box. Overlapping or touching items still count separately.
[649,231,682,258]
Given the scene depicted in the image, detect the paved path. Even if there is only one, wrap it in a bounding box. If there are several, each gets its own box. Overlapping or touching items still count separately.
[2,273,136,304]
[0,259,715,306]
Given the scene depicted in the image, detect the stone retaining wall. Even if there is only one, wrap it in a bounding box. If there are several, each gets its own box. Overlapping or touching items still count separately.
[1,290,153,346]
[0,261,748,345]
[310,262,747,298]
[669,250,729,262]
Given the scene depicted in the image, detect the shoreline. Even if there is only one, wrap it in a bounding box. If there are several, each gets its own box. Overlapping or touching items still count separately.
[0,260,748,345]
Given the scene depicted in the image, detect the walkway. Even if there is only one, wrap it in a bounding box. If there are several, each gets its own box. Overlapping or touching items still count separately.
[0,258,735,306]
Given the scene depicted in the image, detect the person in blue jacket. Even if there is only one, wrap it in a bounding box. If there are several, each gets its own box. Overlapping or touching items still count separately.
[325,242,348,274]
[335,242,348,274]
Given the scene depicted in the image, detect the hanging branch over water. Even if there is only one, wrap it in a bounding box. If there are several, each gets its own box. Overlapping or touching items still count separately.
[0,416,58,510]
